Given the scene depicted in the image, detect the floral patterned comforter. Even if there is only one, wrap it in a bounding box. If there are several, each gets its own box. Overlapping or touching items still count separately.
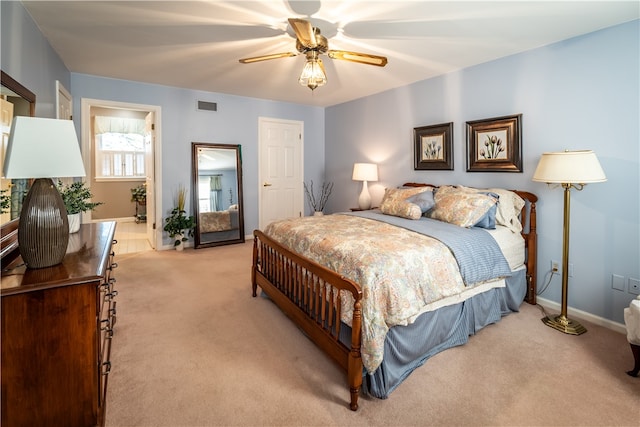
[263,213,490,374]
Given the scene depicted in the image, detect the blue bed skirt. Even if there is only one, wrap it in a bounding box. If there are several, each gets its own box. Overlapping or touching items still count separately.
[350,269,527,399]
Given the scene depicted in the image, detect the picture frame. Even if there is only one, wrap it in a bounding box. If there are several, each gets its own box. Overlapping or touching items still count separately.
[413,122,453,170]
[466,114,522,172]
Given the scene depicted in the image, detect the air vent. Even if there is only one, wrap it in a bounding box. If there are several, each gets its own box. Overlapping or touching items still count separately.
[197,101,217,112]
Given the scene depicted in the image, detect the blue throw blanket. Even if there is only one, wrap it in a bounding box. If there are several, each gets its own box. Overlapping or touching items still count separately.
[343,210,512,285]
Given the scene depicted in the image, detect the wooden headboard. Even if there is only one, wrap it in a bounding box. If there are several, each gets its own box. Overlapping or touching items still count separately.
[402,183,538,304]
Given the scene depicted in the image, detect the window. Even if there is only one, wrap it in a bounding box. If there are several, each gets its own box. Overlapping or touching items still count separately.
[94,116,146,180]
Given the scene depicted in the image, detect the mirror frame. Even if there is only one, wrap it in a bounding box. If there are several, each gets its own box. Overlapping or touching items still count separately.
[191,142,245,249]
[1,70,36,268]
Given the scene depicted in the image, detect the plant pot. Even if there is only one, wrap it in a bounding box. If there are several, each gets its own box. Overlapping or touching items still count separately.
[68,213,81,233]
[313,211,324,216]
[175,233,184,251]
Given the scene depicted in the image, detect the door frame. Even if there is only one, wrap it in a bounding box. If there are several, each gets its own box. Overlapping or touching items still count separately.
[80,98,162,250]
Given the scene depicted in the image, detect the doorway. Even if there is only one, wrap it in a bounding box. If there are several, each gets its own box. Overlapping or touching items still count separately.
[258,117,304,230]
[80,98,162,250]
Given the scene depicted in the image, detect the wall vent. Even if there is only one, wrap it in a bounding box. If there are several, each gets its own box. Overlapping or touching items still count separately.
[197,100,217,112]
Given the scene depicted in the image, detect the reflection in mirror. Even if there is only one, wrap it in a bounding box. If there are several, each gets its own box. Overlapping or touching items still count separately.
[192,142,244,249]
[1,71,36,266]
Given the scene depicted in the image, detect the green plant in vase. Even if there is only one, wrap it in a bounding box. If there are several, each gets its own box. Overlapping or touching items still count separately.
[56,180,103,233]
[130,184,146,204]
[163,184,196,248]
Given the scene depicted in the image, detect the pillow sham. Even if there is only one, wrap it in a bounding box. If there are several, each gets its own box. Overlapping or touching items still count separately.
[380,186,433,220]
[429,185,499,228]
[457,186,525,232]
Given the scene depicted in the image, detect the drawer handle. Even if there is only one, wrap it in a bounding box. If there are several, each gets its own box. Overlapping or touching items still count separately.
[112,239,118,245]
[110,262,118,270]
[101,319,111,330]
[106,290,118,299]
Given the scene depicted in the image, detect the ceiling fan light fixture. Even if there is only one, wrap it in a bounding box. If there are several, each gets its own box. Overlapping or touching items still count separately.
[298,56,327,91]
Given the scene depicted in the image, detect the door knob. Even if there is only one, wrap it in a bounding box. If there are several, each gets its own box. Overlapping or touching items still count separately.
[263,182,272,187]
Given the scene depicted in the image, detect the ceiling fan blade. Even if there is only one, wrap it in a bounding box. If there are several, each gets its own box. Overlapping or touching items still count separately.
[288,18,316,48]
[239,52,297,64]
[328,50,388,67]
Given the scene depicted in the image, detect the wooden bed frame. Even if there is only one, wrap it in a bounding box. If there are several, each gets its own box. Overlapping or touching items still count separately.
[251,185,537,411]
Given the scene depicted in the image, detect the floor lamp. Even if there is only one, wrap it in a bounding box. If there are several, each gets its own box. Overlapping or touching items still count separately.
[532,150,606,335]
[352,163,378,210]
[3,117,86,269]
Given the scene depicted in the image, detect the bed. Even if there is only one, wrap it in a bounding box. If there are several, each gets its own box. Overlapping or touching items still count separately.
[251,183,537,410]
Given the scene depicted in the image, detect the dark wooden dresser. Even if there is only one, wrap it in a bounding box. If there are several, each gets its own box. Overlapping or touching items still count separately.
[1,221,118,427]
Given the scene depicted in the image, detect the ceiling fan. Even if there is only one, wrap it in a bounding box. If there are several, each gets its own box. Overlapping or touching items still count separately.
[239,18,388,91]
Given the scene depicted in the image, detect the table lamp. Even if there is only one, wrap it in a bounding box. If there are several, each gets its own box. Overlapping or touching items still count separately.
[3,116,86,268]
[352,163,378,210]
[532,149,606,335]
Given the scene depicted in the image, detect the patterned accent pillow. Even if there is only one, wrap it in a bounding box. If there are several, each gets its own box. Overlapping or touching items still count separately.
[380,186,433,220]
[430,185,499,227]
[457,186,525,232]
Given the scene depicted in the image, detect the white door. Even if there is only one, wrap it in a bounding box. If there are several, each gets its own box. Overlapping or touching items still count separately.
[258,117,304,229]
[56,81,72,120]
[55,81,74,190]
[144,112,156,249]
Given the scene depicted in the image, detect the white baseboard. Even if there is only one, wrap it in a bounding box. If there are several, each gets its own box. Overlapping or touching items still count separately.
[91,216,136,223]
[536,297,627,335]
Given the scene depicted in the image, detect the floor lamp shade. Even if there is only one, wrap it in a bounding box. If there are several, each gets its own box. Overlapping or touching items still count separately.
[532,150,606,335]
[352,163,378,210]
[3,117,86,268]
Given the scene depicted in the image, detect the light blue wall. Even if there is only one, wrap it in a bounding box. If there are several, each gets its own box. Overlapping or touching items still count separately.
[70,74,325,245]
[1,1,70,118]
[325,20,640,325]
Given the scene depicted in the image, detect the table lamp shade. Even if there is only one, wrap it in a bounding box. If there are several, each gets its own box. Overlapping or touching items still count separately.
[3,116,86,269]
[352,163,378,182]
[4,116,86,179]
[532,150,606,184]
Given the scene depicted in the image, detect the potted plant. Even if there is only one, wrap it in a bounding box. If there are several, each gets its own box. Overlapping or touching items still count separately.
[57,180,103,232]
[130,184,146,204]
[163,184,195,250]
[130,184,147,223]
[0,189,10,214]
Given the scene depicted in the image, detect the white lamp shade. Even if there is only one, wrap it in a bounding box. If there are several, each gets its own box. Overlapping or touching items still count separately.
[3,116,86,179]
[352,163,378,182]
[532,150,606,184]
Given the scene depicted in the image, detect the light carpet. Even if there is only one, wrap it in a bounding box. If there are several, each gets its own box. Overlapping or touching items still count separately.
[106,242,639,426]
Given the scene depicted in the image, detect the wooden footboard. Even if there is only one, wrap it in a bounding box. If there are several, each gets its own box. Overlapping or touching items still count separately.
[252,230,364,410]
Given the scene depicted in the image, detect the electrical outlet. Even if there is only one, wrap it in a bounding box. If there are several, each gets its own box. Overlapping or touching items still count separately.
[551,260,560,274]
[630,278,640,295]
[612,274,625,291]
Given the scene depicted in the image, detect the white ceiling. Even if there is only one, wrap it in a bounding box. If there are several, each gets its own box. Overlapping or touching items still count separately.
[21,1,639,107]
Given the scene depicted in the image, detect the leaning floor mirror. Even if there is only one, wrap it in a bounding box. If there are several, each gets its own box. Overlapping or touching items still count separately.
[191,142,245,249]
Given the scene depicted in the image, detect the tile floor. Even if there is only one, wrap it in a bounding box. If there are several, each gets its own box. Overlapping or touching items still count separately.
[112,220,152,255]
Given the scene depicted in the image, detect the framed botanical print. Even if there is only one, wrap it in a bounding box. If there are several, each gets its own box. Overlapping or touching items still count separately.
[414,122,453,170]
[466,114,522,172]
